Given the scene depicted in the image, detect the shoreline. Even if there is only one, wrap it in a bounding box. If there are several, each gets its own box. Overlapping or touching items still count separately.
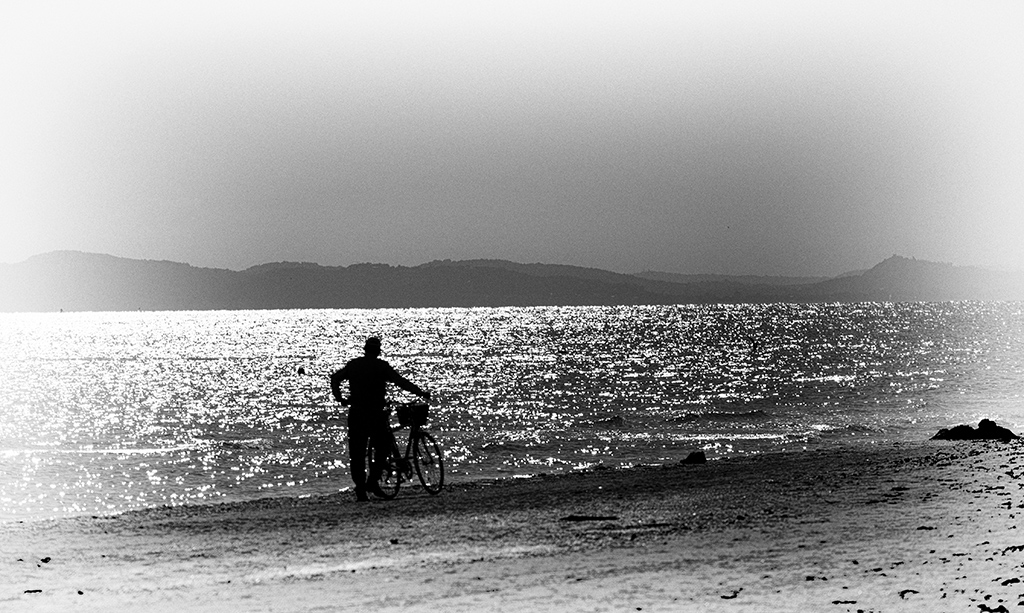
[3,440,1024,611]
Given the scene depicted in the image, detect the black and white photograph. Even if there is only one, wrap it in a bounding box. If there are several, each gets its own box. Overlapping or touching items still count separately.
[2,1,1024,611]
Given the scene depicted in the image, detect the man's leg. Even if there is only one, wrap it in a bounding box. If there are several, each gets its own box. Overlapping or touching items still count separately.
[367,411,393,483]
[347,419,369,501]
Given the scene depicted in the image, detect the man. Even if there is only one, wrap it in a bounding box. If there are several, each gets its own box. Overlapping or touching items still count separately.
[330,336,430,501]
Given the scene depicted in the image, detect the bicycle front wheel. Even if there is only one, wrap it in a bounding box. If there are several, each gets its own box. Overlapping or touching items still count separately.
[366,439,400,500]
[413,430,444,495]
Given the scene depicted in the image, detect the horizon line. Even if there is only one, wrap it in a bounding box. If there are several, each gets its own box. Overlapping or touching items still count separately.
[3,249,1021,278]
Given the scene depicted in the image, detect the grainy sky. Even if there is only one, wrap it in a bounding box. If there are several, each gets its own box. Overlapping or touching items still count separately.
[2,1,1022,276]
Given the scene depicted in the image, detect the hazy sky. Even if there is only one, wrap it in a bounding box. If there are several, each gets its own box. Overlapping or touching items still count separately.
[2,1,1022,276]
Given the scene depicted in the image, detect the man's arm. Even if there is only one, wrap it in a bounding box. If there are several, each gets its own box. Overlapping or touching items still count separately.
[330,366,348,403]
[387,365,430,399]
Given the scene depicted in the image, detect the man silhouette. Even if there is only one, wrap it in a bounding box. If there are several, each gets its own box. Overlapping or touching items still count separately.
[330,336,430,501]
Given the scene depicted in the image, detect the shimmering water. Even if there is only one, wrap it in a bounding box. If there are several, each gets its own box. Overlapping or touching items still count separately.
[2,303,1023,522]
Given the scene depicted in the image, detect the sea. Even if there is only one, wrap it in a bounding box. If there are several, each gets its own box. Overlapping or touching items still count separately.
[1,302,1022,523]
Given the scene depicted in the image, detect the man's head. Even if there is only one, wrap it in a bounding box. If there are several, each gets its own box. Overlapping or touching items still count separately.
[364,336,382,357]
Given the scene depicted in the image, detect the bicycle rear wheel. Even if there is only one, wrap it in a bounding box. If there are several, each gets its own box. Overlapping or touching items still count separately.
[413,430,444,495]
[366,439,400,500]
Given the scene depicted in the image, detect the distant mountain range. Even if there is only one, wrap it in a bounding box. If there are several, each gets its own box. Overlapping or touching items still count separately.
[1,251,1022,312]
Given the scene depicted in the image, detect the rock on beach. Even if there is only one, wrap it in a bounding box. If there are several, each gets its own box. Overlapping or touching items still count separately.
[931,419,1019,442]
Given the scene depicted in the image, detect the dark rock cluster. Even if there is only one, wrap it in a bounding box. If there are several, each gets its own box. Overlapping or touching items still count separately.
[932,419,1019,443]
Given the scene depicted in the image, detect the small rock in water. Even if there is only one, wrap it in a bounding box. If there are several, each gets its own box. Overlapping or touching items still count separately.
[681,451,707,465]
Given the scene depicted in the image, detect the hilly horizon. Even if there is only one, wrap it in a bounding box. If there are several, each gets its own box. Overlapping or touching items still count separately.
[1,251,1023,313]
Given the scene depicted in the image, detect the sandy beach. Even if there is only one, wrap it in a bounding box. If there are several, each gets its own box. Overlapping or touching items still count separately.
[4,439,1024,612]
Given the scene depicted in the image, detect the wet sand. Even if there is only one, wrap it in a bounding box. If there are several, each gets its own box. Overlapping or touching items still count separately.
[3,440,1024,612]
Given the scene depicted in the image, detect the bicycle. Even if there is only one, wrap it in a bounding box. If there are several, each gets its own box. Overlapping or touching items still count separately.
[365,401,444,499]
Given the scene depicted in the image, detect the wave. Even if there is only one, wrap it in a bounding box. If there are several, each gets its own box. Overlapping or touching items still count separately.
[583,415,630,428]
[674,409,773,424]
[1,444,200,456]
[217,438,275,451]
[812,422,887,437]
